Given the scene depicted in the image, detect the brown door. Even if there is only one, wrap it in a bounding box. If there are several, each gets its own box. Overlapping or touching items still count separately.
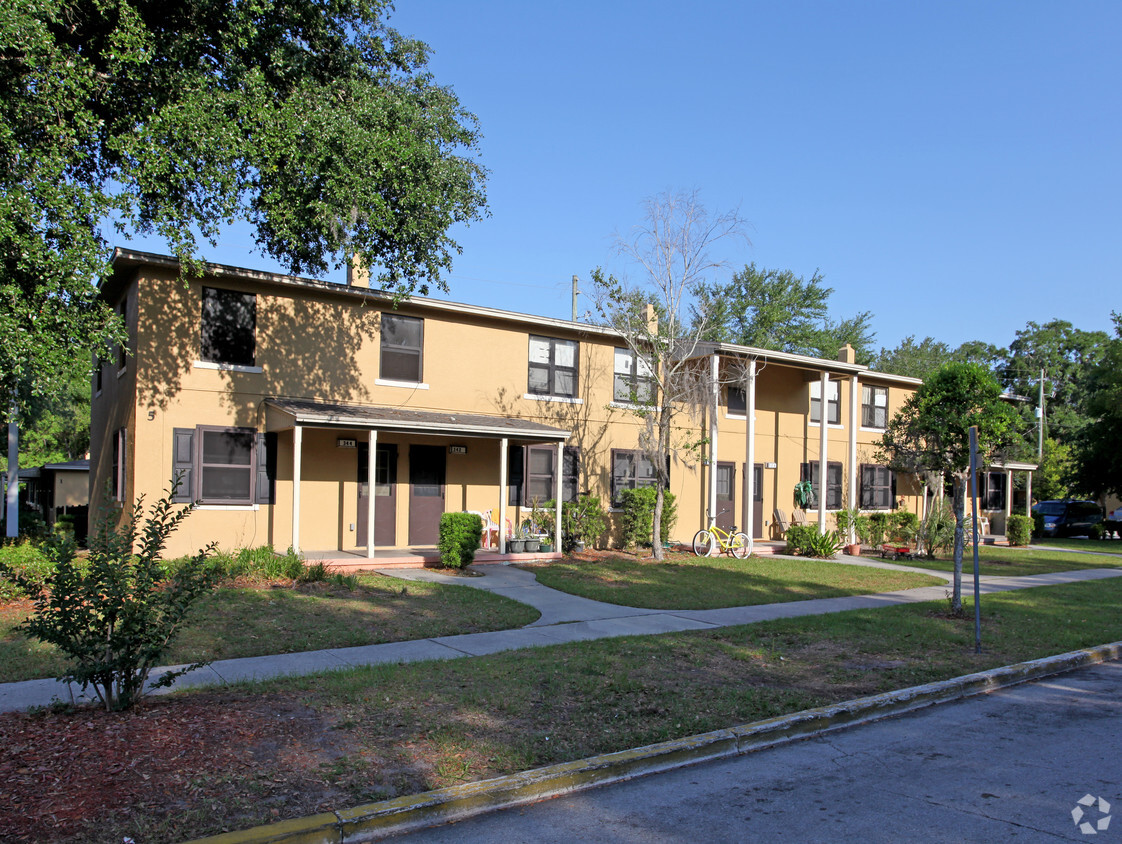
[357,443,397,547]
[408,445,445,545]
[751,463,764,538]
[716,462,736,532]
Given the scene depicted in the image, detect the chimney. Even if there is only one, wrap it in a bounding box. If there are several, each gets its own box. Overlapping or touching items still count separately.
[644,303,658,333]
[837,343,856,364]
[347,255,370,289]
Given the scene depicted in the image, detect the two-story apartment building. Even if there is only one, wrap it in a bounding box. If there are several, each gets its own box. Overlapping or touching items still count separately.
[91,249,927,560]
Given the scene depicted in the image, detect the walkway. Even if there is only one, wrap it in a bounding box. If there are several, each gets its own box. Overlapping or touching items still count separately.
[2,556,1121,714]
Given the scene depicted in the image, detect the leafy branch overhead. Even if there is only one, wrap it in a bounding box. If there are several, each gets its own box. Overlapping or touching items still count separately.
[0,0,487,398]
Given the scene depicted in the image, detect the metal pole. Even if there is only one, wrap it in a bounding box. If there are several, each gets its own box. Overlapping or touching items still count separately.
[1038,368,1045,463]
[572,275,579,322]
[969,425,982,654]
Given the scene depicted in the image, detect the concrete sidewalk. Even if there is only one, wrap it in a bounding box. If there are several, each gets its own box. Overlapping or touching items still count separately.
[3,557,1121,714]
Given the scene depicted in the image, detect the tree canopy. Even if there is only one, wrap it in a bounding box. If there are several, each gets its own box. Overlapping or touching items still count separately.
[1,0,487,401]
[1074,314,1122,498]
[692,263,875,363]
[877,362,1019,612]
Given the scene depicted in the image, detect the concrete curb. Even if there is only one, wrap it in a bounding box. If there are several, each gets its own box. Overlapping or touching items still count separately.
[188,641,1122,844]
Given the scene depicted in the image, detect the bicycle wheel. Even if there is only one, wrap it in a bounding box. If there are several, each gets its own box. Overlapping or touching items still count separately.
[692,529,715,557]
[730,532,752,559]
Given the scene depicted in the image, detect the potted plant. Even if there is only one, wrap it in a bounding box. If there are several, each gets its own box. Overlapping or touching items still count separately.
[507,528,526,554]
[521,520,540,553]
[835,507,867,556]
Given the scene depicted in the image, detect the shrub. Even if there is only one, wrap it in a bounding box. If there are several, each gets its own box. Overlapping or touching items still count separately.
[785,524,840,557]
[298,561,358,589]
[865,513,889,547]
[1032,512,1045,538]
[438,512,482,569]
[2,482,219,711]
[1089,523,1105,541]
[918,499,956,558]
[0,541,55,601]
[198,545,304,581]
[888,510,919,543]
[618,487,676,549]
[1006,514,1033,547]
[542,496,608,552]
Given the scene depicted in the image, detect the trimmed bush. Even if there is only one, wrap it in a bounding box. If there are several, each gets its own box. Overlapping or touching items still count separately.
[618,487,677,549]
[785,524,840,557]
[438,512,482,569]
[1006,514,1033,547]
[0,541,55,601]
[541,496,608,553]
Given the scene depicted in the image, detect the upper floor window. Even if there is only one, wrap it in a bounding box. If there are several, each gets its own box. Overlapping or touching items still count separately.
[728,386,747,414]
[528,336,578,398]
[380,314,424,383]
[862,385,888,429]
[201,287,256,367]
[810,379,840,425]
[613,348,654,404]
[111,427,126,501]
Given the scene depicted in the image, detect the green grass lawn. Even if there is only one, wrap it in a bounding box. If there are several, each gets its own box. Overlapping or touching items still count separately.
[1032,537,1122,554]
[0,573,540,684]
[526,552,944,609]
[907,545,1122,577]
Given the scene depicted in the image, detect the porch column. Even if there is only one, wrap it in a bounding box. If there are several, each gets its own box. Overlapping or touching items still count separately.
[291,425,302,554]
[744,360,756,537]
[818,371,828,532]
[365,429,377,559]
[1005,468,1014,528]
[499,437,508,554]
[1025,470,1033,516]
[848,375,859,541]
[555,441,563,553]
[709,353,719,523]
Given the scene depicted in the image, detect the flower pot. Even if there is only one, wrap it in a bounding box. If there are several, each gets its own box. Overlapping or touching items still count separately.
[573,539,585,552]
[524,538,540,553]
[507,539,526,554]
[844,543,862,556]
[540,541,553,553]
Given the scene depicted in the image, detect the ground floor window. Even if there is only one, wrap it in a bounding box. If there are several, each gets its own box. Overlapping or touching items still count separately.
[860,464,895,509]
[611,449,664,506]
[800,461,843,509]
[172,425,273,505]
[508,444,580,506]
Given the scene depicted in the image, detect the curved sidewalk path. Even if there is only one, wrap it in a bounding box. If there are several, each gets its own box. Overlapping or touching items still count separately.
[2,557,1121,714]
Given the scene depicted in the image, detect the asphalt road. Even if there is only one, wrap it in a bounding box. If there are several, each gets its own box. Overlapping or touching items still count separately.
[389,661,1122,842]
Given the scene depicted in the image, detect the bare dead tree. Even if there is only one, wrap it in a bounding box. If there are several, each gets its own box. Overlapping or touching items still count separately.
[590,190,749,560]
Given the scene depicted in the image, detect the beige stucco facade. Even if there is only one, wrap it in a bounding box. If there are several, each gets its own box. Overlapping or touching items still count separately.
[91,250,926,558]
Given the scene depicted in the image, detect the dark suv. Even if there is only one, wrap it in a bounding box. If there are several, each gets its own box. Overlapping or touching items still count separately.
[1033,500,1103,537]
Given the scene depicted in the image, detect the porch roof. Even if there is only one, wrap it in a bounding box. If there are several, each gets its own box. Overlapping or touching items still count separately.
[264,398,570,441]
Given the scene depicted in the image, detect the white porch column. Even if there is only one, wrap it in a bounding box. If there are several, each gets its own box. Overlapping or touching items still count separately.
[848,375,859,540]
[365,429,377,559]
[499,437,508,554]
[708,353,719,523]
[818,371,829,532]
[291,425,302,554]
[1025,471,1033,516]
[1005,468,1014,528]
[744,360,756,537]
[555,442,564,553]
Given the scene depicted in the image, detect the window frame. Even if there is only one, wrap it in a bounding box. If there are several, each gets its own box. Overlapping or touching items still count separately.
[610,448,663,507]
[861,384,889,429]
[800,461,843,510]
[809,379,841,425]
[200,286,257,367]
[528,335,579,399]
[508,444,580,506]
[379,313,425,384]
[859,463,895,510]
[195,425,258,506]
[613,347,655,404]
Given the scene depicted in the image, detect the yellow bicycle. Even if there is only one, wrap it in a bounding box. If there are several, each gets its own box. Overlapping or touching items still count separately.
[692,511,752,559]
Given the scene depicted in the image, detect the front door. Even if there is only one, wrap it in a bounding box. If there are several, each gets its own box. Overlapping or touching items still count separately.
[751,463,764,538]
[408,445,445,545]
[716,462,736,532]
[357,443,397,547]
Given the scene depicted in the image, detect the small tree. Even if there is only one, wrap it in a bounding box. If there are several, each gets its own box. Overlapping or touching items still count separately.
[591,190,748,560]
[877,363,1018,614]
[2,480,218,710]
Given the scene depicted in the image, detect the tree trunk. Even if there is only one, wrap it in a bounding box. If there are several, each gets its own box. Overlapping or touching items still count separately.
[951,474,966,614]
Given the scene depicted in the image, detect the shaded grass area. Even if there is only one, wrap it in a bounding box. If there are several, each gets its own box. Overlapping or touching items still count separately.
[528,552,944,609]
[0,574,539,684]
[8,576,1122,844]
[908,546,1122,577]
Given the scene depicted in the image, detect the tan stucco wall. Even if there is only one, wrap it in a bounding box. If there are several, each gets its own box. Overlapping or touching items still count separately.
[95,262,922,557]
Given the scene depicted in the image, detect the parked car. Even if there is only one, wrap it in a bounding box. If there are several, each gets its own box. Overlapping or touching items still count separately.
[1032,500,1104,537]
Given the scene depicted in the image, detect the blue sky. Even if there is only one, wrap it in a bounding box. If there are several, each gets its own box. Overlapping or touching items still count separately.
[123,0,1121,352]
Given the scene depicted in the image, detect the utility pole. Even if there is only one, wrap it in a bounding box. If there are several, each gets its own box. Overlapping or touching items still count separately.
[572,275,579,322]
[1037,367,1045,462]
[5,395,17,538]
